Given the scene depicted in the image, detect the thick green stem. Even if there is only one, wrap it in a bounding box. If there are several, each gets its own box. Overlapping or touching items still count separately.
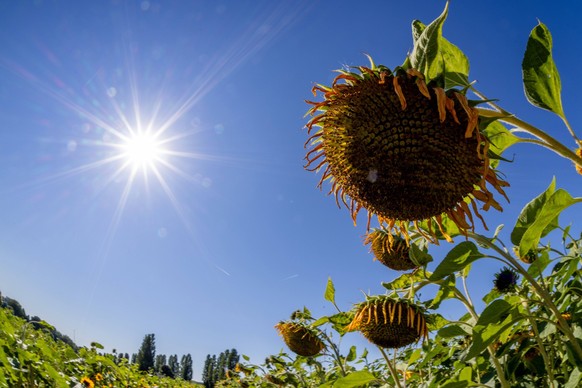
[476,108,582,169]
[378,347,403,388]
[522,299,555,387]
[451,286,510,388]
[468,232,582,361]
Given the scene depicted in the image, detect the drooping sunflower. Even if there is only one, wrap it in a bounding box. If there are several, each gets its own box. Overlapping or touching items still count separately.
[365,228,416,271]
[275,321,325,357]
[305,62,509,239]
[346,295,428,348]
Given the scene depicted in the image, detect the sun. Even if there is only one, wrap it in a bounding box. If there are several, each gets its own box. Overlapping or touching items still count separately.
[120,131,165,171]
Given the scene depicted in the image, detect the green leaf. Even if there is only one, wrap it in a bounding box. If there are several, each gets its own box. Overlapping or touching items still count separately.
[382,270,430,291]
[527,249,550,277]
[518,188,582,257]
[511,178,556,245]
[409,2,448,82]
[324,277,336,305]
[409,242,433,266]
[441,37,470,89]
[409,17,469,89]
[522,22,565,118]
[428,275,456,309]
[331,370,378,388]
[475,299,512,326]
[438,324,470,338]
[346,346,357,362]
[565,367,582,388]
[430,242,485,281]
[482,120,520,164]
[408,348,422,365]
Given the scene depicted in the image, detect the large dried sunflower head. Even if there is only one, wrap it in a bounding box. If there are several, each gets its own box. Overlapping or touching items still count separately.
[275,321,325,357]
[305,62,509,239]
[365,229,416,271]
[346,295,428,348]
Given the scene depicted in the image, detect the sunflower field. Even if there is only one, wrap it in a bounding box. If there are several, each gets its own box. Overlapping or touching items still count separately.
[219,2,582,387]
[0,307,199,387]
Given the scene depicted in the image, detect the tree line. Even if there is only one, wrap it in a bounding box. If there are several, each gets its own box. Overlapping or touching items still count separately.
[202,348,239,388]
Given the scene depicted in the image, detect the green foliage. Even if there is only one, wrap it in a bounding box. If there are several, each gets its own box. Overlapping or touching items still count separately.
[0,306,199,387]
[522,22,565,118]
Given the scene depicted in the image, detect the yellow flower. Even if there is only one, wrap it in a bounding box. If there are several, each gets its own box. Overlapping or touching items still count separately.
[576,147,582,175]
[305,62,508,240]
[94,373,103,381]
[80,377,95,388]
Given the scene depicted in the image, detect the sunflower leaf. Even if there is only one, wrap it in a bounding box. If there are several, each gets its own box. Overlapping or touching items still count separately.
[409,2,448,83]
[324,277,336,305]
[513,179,582,257]
[482,120,520,164]
[430,242,485,281]
[511,178,556,246]
[519,188,582,257]
[330,370,378,388]
[522,22,565,118]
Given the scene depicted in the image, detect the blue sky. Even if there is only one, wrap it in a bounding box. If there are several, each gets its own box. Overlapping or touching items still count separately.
[0,0,581,380]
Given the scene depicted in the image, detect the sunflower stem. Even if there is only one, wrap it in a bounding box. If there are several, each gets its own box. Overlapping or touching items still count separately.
[467,232,582,361]
[522,299,555,387]
[476,108,582,170]
[451,286,510,388]
[378,346,403,388]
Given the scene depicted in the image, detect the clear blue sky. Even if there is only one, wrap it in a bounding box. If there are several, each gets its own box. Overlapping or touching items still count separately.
[0,0,580,380]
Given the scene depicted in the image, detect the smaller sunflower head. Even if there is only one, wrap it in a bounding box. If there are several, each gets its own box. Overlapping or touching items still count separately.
[94,373,103,382]
[80,377,95,388]
[346,295,428,348]
[513,246,539,264]
[275,321,325,357]
[493,267,519,293]
[365,229,417,271]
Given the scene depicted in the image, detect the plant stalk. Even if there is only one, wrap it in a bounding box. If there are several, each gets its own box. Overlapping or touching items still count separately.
[476,108,582,170]
[468,232,582,361]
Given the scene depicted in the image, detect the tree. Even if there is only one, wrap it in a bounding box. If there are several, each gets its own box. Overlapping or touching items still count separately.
[180,353,193,381]
[161,364,174,379]
[202,354,215,388]
[227,348,239,371]
[154,354,167,373]
[136,333,156,371]
[202,349,239,387]
[168,354,180,377]
[3,297,27,320]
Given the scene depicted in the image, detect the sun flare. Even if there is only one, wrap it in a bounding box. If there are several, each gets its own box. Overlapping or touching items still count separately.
[120,131,165,170]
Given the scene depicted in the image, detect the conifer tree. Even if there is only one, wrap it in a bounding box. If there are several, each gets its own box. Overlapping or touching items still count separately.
[180,353,193,381]
[136,333,156,371]
[154,354,167,373]
[168,354,180,377]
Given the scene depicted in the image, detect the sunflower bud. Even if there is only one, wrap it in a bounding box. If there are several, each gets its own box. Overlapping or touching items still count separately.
[346,296,428,348]
[493,267,519,294]
[305,63,508,238]
[275,321,325,357]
